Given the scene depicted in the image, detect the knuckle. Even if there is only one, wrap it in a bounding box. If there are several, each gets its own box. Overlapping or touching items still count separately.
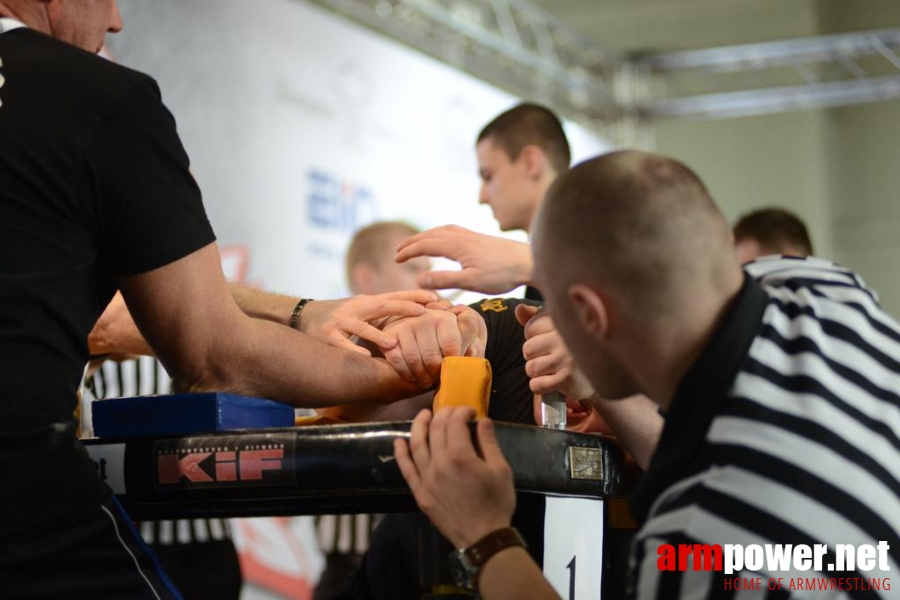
[417,493,435,512]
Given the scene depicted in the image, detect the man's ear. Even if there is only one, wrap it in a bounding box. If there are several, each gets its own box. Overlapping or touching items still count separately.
[519,145,546,180]
[350,263,375,295]
[568,284,608,340]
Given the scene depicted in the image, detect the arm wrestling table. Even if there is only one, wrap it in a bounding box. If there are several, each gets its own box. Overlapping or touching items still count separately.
[84,421,635,599]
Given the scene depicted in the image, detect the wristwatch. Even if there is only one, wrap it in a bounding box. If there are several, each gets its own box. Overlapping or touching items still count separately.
[449,527,527,592]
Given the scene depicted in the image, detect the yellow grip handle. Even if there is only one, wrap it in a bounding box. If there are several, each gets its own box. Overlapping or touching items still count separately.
[432,356,492,419]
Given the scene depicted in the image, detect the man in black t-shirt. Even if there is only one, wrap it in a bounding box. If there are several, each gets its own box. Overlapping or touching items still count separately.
[0,3,470,598]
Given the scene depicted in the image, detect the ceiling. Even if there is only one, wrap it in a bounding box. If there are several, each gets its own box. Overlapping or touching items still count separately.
[527,0,898,56]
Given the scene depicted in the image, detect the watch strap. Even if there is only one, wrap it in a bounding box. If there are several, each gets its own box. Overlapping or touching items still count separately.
[459,527,526,588]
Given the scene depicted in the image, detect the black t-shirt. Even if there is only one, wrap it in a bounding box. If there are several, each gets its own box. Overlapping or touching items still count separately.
[471,297,539,426]
[0,28,215,535]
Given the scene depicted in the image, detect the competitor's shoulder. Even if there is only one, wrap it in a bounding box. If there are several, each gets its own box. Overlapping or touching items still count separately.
[469,297,540,316]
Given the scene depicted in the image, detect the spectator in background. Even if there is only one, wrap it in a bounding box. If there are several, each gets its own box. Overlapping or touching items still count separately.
[395,103,572,299]
[733,207,814,263]
[345,221,432,296]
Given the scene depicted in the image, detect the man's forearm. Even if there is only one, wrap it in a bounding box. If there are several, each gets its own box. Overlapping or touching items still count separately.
[181,314,422,408]
[510,240,535,290]
[228,282,296,327]
[479,547,561,600]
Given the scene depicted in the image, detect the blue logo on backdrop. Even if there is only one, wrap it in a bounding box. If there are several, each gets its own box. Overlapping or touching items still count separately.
[307,169,378,232]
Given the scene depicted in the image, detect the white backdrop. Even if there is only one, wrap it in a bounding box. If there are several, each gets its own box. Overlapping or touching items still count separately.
[109,0,610,300]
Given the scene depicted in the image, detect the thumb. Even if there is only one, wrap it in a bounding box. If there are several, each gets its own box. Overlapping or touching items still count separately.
[475,418,506,465]
[515,303,540,327]
[419,270,467,291]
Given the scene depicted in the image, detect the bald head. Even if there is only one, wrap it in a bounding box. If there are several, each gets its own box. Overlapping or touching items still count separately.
[533,151,739,321]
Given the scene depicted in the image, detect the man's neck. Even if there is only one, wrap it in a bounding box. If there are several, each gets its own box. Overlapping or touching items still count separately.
[0,2,21,21]
[524,170,560,234]
[0,2,47,33]
[630,271,745,412]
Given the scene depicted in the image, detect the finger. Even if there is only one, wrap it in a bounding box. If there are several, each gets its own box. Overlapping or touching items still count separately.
[515,303,540,327]
[383,344,417,383]
[475,418,508,468]
[399,327,433,388]
[362,299,430,321]
[419,321,448,382]
[394,438,422,492]
[395,236,457,263]
[454,317,480,359]
[408,409,433,472]
[417,322,447,384]
[379,290,440,305]
[446,407,478,458]
[521,334,564,362]
[426,299,453,311]
[435,313,462,358]
[347,320,398,350]
[418,270,471,291]
[429,404,452,455]
[395,227,452,254]
[529,372,568,396]
[525,355,572,379]
[325,330,377,356]
[396,225,462,253]
[522,310,555,340]
[465,339,485,358]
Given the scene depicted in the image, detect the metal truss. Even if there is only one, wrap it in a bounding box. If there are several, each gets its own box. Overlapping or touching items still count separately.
[635,29,900,120]
[304,0,627,132]
[303,0,900,131]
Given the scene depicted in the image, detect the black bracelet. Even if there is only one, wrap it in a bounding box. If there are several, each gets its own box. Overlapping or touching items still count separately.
[289,298,313,330]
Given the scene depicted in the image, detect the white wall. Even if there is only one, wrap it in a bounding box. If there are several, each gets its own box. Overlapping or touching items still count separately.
[108,0,609,300]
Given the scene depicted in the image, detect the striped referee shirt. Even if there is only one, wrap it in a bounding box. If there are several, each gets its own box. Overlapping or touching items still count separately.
[630,256,900,598]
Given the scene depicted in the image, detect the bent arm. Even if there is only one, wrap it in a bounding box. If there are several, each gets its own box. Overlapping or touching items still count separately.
[588,394,663,471]
[118,242,422,407]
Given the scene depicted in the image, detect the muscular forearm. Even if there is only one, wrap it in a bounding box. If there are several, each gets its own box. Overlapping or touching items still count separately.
[589,394,663,471]
[153,316,424,408]
[228,282,296,327]
[479,547,560,600]
[181,315,423,407]
[121,244,426,409]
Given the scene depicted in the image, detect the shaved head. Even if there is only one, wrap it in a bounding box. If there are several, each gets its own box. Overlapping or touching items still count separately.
[534,151,736,320]
[531,151,744,402]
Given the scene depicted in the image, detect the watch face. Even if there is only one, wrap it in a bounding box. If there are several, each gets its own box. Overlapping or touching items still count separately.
[448,549,475,591]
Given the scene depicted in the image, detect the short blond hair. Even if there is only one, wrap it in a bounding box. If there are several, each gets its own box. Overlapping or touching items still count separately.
[345,221,421,283]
